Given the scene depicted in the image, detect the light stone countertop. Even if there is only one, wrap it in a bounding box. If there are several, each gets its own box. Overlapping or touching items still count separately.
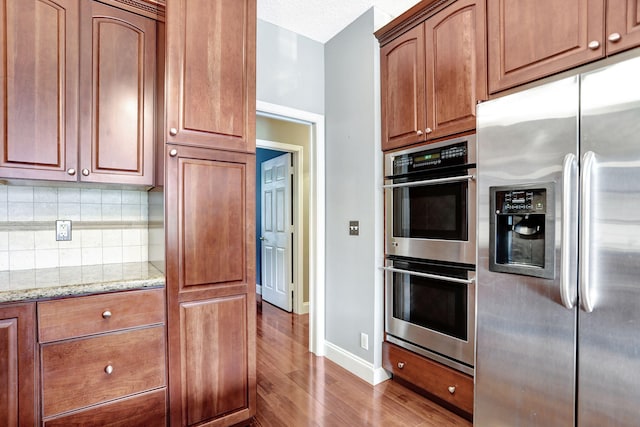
[0,262,165,303]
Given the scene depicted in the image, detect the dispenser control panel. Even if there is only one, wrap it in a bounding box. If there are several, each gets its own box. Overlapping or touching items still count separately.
[496,189,547,214]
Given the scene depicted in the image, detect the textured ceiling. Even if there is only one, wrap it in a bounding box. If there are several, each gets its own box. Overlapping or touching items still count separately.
[257,0,422,43]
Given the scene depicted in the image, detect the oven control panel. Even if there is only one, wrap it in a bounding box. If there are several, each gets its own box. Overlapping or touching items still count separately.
[392,142,468,175]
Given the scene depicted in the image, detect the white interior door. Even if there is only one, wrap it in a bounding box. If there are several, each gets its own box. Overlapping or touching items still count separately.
[261,153,292,311]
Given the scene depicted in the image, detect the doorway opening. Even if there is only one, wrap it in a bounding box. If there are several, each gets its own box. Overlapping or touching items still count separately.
[256,101,325,356]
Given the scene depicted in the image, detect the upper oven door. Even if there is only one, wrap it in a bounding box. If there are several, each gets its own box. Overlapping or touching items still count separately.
[384,136,476,265]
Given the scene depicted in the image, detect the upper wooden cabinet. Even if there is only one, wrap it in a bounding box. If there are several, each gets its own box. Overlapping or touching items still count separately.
[165,0,256,153]
[0,303,37,426]
[79,1,156,186]
[0,0,80,181]
[487,0,640,93]
[377,0,487,151]
[0,0,157,185]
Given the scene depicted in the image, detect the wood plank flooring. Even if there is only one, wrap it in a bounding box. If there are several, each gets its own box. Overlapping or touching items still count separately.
[254,302,472,427]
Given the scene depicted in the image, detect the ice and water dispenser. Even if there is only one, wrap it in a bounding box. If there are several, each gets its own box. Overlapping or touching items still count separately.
[489,183,555,279]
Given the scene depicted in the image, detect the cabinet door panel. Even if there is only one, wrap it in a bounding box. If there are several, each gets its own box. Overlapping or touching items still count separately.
[487,0,605,93]
[181,296,250,425]
[80,2,155,185]
[0,0,78,180]
[380,24,427,151]
[606,0,640,54]
[0,304,36,426]
[166,0,256,152]
[425,0,486,139]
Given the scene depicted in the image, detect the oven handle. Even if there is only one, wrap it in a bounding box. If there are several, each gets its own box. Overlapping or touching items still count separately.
[382,174,475,189]
[381,266,475,285]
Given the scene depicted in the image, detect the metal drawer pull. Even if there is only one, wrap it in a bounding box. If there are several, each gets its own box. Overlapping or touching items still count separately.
[105,365,114,375]
[383,174,475,189]
[102,310,112,319]
[588,40,600,50]
[381,266,475,285]
[608,33,621,43]
[448,386,456,394]
[397,362,405,369]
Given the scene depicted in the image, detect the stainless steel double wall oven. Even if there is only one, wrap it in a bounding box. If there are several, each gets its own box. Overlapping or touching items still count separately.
[383,135,476,374]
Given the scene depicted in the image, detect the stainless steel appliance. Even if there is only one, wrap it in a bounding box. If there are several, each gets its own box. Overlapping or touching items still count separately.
[384,135,476,265]
[476,54,640,426]
[384,257,475,374]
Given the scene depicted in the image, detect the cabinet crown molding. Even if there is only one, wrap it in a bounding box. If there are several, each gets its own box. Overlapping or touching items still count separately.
[375,0,455,46]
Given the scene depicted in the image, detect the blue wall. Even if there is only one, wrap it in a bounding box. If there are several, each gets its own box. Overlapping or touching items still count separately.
[255,148,287,286]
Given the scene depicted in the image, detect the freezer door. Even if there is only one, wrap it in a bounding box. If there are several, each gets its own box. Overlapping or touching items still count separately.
[475,77,579,426]
[578,55,640,427]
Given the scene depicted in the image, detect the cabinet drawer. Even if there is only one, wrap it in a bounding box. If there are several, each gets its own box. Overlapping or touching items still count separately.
[382,342,473,416]
[38,288,164,342]
[43,388,166,427]
[41,326,166,417]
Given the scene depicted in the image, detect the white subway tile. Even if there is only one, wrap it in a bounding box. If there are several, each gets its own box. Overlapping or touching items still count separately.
[0,232,7,250]
[58,229,81,249]
[8,202,34,221]
[81,229,103,248]
[35,230,58,249]
[0,203,7,221]
[34,202,58,221]
[122,190,141,205]
[81,204,101,221]
[140,246,148,262]
[9,250,35,270]
[122,245,142,263]
[9,231,35,250]
[58,203,81,221]
[122,229,141,246]
[58,187,81,203]
[81,188,102,204]
[35,249,59,269]
[0,251,8,271]
[0,186,7,201]
[140,204,149,221]
[140,191,148,204]
[81,247,103,265]
[59,248,81,267]
[101,189,122,204]
[102,229,123,247]
[8,186,34,202]
[102,204,122,221]
[34,187,57,203]
[103,247,123,264]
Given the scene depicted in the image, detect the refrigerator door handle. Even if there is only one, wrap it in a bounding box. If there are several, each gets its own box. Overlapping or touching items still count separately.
[580,151,596,313]
[561,153,578,309]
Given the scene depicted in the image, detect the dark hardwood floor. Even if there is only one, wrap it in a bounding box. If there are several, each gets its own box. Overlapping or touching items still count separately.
[254,301,472,427]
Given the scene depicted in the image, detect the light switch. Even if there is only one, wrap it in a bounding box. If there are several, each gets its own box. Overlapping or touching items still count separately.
[349,220,359,236]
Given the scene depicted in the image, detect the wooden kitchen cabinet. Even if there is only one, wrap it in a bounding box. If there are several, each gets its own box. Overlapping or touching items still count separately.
[0,0,157,185]
[0,303,37,427]
[487,0,640,93]
[0,0,80,181]
[377,0,486,151]
[165,0,256,153]
[383,342,473,420]
[38,288,167,424]
[165,144,256,426]
[78,1,156,186]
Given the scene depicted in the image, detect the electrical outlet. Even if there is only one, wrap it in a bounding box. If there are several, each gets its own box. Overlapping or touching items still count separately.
[56,220,72,241]
[360,332,369,350]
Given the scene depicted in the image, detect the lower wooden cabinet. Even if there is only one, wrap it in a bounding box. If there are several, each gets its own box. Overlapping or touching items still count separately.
[0,303,37,426]
[38,288,167,424]
[42,388,166,427]
[383,341,473,419]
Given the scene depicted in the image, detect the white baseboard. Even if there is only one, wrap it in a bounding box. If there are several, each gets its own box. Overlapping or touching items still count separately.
[256,284,261,295]
[324,341,391,386]
[298,301,310,315]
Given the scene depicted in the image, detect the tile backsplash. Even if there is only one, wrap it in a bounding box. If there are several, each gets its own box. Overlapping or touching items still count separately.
[0,185,162,272]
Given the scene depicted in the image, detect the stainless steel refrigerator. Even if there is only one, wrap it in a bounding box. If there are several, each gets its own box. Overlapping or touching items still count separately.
[475,53,640,426]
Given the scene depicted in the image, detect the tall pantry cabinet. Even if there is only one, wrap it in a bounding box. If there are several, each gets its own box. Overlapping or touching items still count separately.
[164,1,257,426]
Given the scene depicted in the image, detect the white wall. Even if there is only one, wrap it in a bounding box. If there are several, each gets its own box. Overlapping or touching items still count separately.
[324,8,386,382]
[257,19,325,115]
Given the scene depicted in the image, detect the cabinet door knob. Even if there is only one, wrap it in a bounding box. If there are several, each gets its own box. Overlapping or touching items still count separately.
[169,127,178,136]
[587,40,600,50]
[608,33,621,43]
[397,361,405,369]
[425,127,432,134]
[81,168,90,176]
[448,386,456,394]
[169,149,178,157]
[104,365,114,375]
[102,310,112,319]
[416,130,423,136]
[67,168,76,176]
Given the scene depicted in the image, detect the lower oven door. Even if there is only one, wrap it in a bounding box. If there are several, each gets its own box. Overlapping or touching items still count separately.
[384,257,475,373]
